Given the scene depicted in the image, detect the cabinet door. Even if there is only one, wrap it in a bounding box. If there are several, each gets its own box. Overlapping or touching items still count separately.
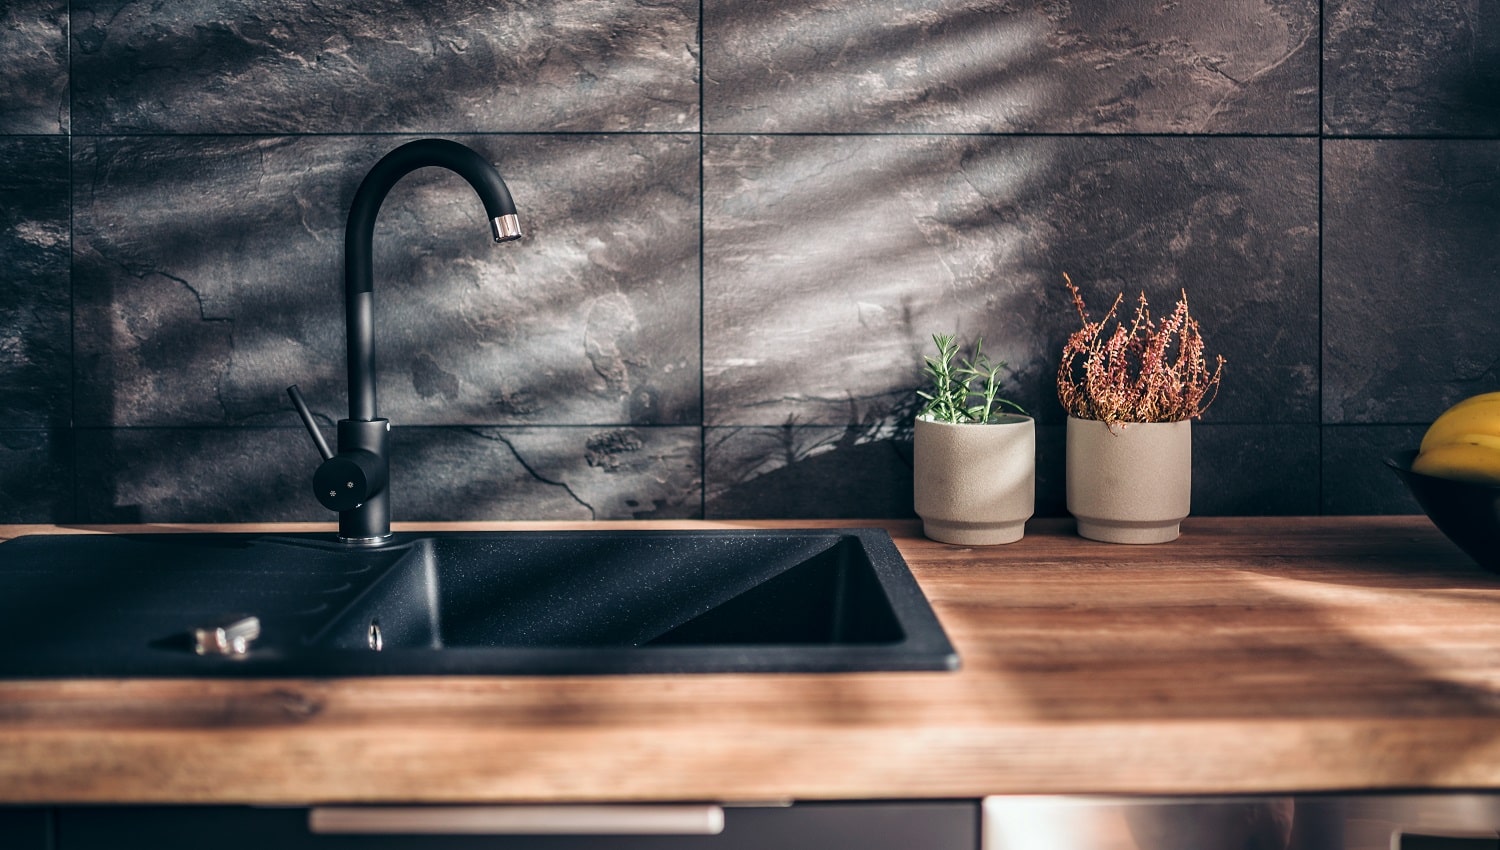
[0,807,50,849]
[58,802,977,850]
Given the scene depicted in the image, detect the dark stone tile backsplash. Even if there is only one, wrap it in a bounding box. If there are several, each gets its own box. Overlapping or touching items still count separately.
[1325,0,1500,137]
[704,0,1319,134]
[71,0,699,133]
[0,1,1495,522]
[0,138,71,430]
[399,426,702,520]
[1323,139,1500,424]
[0,431,72,523]
[703,134,1318,428]
[75,426,700,523]
[0,1,68,134]
[1321,425,1427,515]
[704,423,1322,519]
[72,134,700,429]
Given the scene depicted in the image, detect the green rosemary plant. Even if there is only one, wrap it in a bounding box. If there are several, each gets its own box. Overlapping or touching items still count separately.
[917,333,1027,424]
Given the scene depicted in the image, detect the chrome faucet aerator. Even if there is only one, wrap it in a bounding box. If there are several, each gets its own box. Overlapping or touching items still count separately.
[289,138,523,545]
[492,213,523,243]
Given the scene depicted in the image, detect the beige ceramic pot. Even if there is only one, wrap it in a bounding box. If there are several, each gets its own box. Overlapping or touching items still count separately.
[1066,416,1191,544]
[914,414,1036,545]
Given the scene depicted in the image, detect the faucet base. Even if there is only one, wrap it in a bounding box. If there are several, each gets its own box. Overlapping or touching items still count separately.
[335,418,392,544]
[337,533,394,547]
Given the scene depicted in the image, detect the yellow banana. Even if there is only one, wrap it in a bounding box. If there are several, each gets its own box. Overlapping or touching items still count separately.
[1411,441,1500,485]
[1448,432,1500,452]
[1446,391,1500,410]
[1420,397,1500,453]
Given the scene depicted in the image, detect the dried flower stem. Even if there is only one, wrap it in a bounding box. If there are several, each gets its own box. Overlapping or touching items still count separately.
[1056,273,1224,424]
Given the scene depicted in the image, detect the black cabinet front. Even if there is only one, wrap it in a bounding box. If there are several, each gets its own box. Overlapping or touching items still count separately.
[0,808,50,850]
[56,802,979,850]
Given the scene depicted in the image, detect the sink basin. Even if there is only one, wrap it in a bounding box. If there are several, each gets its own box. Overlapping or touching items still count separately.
[0,529,957,676]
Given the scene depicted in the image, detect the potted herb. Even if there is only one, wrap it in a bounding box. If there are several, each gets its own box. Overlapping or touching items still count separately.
[913,333,1034,545]
[1056,273,1225,543]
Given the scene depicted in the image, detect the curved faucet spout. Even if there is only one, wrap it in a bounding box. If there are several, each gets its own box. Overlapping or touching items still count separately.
[344,138,522,422]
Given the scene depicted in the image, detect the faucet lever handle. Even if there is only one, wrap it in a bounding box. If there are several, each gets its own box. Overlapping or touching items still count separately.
[287,385,334,461]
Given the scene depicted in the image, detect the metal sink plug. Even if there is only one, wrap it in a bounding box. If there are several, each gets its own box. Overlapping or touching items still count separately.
[289,139,522,545]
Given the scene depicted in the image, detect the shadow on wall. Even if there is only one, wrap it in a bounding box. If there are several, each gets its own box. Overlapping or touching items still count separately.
[704,0,1317,133]
[705,396,922,520]
[705,3,1059,133]
[1450,53,1500,133]
[1431,2,1500,134]
[702,389,1072,521]
[76,428,313,524]
[0,430,75,523]
[704,419,1336,520]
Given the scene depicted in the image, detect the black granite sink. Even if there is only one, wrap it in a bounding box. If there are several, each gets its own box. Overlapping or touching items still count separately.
[0,529,957,676]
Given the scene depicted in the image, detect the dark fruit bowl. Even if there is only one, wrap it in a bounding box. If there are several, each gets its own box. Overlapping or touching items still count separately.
[1386,449,1500,573]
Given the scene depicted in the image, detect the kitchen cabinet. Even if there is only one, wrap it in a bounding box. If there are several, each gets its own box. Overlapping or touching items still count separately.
[55,802,979,850]
[0,808,49,849]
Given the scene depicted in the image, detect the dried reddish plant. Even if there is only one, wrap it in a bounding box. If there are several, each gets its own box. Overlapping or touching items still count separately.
[1056,273,1225,425]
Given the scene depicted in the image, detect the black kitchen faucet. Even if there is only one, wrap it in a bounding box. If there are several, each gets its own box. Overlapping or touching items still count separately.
[288,138,522,544]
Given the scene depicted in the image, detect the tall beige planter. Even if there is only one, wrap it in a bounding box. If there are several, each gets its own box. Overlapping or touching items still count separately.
[914,415,1035,545]
[1066,416,1191,544]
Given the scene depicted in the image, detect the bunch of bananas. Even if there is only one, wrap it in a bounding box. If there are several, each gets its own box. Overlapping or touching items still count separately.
[1413,391,1500,485]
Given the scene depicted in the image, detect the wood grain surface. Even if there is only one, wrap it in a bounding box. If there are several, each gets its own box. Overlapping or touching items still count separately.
[2,517,1498,804]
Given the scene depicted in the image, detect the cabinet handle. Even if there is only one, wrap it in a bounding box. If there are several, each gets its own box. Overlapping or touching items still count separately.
[308,805,725,835]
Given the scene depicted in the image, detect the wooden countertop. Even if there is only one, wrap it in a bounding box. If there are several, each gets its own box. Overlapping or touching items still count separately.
[2,516,1499,805]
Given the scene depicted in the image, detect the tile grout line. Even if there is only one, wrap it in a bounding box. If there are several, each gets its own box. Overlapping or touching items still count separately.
[68,130,1345,140]
[698,0,708,519]
[74,422,1400,429]
[1317,0,1326,516]
[67,0,78,525]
